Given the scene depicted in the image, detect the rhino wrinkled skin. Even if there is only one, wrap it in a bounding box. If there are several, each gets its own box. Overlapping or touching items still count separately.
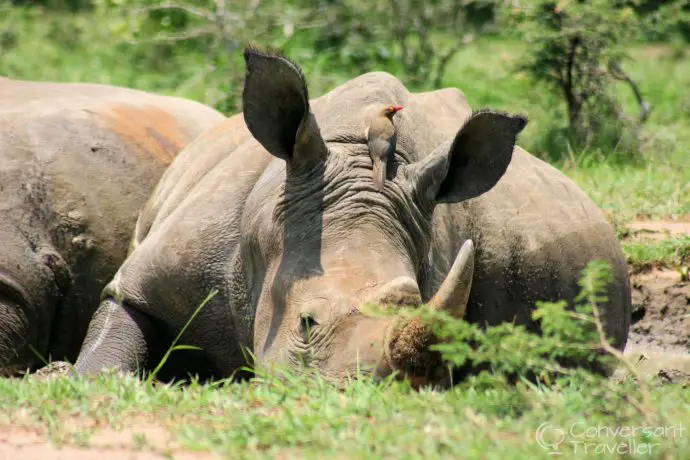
[0,78,225,374]
[73,49,631,384]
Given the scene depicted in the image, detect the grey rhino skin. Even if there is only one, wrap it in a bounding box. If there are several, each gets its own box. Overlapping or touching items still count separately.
[74,49,631,384]
[0,77,225,374]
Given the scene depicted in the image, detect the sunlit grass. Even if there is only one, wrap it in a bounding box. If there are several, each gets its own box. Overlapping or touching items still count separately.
[1,371,688,458]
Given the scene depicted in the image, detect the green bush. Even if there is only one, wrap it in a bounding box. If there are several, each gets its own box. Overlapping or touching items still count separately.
[619,0,690,42]
[360,259,658,434]
[319,0,501,89]
[424,260,617,386]
[507,0,648,162]
[86,0,503,112]
[10,0,92,11]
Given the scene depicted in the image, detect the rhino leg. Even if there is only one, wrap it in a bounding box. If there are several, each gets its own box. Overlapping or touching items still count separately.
[75,299,155,374]
[0,299,32,374]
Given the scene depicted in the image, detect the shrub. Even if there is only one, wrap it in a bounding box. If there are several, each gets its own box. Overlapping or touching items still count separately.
[94,0,503,112]
[619,0,690,42]
[93,0,303,112]
[368,0,500,89]
[507,0,650,162]
[425,260,615,384]
[365,259,656,425]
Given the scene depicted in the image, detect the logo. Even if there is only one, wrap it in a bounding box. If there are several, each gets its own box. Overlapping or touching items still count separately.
[535,422,566,455]
[534,422,684,455]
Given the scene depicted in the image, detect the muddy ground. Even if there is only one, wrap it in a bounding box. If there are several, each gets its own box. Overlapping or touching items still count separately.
[629,268,689,356]
[618,220,690,382]
[1,220,688,459]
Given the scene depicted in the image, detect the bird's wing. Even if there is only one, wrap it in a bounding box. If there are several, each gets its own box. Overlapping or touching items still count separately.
[368,137,395,158]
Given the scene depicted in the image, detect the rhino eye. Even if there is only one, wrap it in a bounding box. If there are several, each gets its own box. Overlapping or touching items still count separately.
[299,313,318,338]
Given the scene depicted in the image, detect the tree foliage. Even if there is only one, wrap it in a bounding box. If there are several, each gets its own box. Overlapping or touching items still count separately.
[509,0,651,158]
[90,0,309,112]
[315,0,500,88]
[86,0,502,113]
[619,0,690,41]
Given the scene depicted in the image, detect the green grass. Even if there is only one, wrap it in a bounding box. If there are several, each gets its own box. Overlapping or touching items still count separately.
[0,7,221,105]
[567,163,690,222]
[623,236,690,271]
[1,371,688,458]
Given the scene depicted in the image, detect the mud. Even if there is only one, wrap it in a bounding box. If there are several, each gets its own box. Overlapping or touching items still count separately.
[628,268,689,352]
[619,218,690,383]
[619,268,690,382]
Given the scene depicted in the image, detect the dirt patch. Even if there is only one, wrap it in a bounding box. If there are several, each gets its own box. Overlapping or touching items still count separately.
[625,219,690,242]
[621,267,690,383]
[628,268,689,353]
[634,44,688,60]
[0,422,217,460]
[610,219,688,359]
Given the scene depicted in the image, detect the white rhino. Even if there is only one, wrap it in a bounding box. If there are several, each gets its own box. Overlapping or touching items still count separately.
[73,49,630,385]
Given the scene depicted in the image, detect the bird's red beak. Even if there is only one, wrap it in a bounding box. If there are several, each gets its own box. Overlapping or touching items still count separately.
[393,106,404,112]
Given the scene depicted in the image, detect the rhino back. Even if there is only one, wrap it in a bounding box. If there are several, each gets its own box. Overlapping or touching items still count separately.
[131,113,255,247]
[400,83,629,346]
[103,116,274,372]
[0,78,225,361]
[311,72,471,163]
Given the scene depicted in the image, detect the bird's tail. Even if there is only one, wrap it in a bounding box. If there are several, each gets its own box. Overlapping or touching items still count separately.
[372,158,386,192]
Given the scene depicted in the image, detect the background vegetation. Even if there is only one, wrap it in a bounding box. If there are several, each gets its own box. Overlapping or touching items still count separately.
[1,0,689,457]
[2,0,689,220]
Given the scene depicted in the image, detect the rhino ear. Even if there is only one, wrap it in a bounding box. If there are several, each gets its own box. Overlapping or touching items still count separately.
[242,46,327,172]
[411,110,527,204]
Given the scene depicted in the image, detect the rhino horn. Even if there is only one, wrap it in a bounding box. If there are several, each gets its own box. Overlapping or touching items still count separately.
[427,239,474,318]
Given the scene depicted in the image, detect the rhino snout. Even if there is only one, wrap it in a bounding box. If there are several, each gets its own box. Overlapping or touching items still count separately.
[381,240,475,385]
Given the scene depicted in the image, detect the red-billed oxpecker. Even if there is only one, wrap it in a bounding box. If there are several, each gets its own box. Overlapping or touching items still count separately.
[366,105,403,191]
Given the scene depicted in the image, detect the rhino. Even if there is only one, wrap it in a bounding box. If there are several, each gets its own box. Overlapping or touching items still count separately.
[0,77,225,374]
[73,49,631,385]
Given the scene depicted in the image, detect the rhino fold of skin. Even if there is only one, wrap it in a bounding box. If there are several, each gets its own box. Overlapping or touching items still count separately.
[0,77,225,374]
[74,48,631,385]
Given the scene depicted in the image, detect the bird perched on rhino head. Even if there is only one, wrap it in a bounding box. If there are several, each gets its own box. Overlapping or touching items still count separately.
[366,105,403,191]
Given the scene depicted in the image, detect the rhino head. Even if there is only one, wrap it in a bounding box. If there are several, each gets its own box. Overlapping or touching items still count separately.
[240,48,526,386]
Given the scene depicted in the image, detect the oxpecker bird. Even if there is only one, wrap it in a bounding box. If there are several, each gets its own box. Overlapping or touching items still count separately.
[366,105,403,191]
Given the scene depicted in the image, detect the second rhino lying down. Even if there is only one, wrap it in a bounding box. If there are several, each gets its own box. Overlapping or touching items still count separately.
[0,78,225,374]
[72,48,631,385]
